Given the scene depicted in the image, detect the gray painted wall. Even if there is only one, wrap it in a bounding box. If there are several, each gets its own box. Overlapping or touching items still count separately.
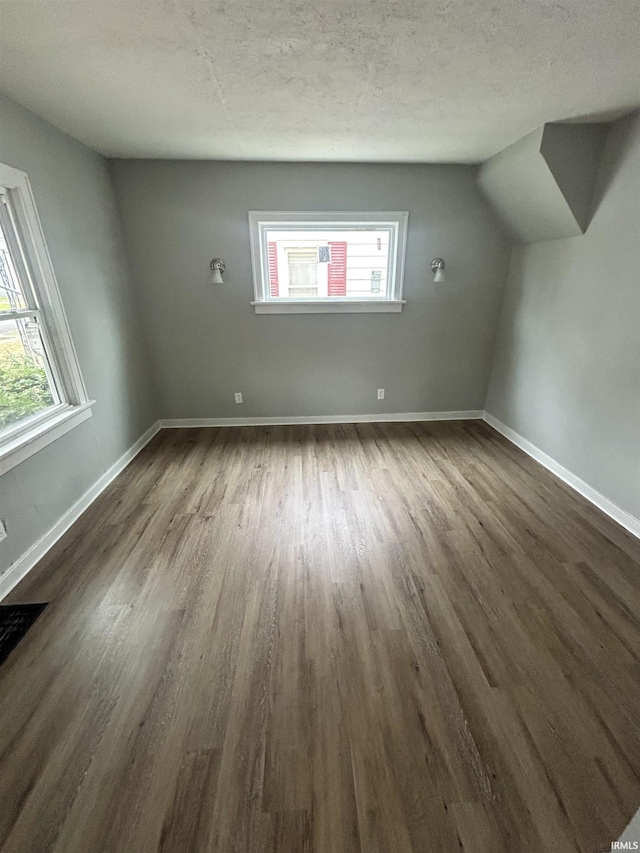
[0,95,158,577]
[539,123,606,232]
[109,160,511,419]
[486,111,640,520]
[478,127,557,243]
[478,123,606,243]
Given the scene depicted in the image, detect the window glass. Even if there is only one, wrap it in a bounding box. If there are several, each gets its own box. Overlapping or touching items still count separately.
[249,212,408,314]
[265,229,391,300]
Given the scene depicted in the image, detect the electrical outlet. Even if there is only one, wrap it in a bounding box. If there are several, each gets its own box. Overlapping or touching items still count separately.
[0,519,6,543]
[234,392,243,404]
[377,388,385,400]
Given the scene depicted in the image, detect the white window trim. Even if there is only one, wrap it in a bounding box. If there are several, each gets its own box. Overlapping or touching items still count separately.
[0,402,93,477]
[248,211,409,314]
[0,162,94,475]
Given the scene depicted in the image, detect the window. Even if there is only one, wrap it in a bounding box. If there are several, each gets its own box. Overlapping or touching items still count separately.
[287,249,319,298]
[0,162,92,475]
[249,211,409,313]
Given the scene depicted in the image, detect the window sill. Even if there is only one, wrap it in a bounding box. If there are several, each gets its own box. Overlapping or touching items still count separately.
[251,300,406,314]
[0,401,94,477]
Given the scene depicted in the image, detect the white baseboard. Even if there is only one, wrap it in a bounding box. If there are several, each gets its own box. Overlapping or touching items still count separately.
[159,410,484,428]
[483,412,640,540]
[0,420,161,602]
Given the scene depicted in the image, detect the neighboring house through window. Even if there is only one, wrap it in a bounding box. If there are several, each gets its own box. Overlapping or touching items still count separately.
[249,211,408,313]
[287,248,319,298]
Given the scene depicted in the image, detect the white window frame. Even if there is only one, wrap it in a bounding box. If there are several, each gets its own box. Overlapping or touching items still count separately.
[0,162,93,476]
[248,211,409,314]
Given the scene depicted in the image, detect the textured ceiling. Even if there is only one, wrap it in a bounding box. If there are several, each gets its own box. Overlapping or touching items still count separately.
[0,0,638,162]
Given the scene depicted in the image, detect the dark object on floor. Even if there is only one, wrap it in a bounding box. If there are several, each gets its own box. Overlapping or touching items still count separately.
[0,603,48,666]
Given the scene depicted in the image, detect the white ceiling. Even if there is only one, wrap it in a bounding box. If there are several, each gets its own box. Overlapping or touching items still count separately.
[0,0,638,162]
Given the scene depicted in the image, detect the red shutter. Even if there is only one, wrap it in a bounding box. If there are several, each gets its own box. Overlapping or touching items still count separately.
[268,241,279,296]
[327,241,347,296]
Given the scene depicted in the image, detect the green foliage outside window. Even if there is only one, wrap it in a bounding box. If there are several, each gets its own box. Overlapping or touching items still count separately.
[0,351,53,429]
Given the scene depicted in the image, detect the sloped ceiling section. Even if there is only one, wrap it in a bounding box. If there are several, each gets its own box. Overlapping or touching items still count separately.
[477,123,607,243]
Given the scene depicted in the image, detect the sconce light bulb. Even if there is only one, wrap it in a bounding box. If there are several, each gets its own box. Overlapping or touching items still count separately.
[210,258,225,284]
[430,258,445,283]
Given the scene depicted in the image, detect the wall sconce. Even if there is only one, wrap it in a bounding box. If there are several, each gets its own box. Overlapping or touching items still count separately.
[430,258,445,283]
[210,258,226,284]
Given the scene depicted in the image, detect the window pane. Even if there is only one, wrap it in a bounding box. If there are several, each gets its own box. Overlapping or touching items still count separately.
[0,216,28,311]
[265,229,391,299]
[0,317,57,431]
[287,248,319,297]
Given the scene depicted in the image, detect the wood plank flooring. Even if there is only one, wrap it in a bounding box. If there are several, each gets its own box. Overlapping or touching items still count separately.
[1,420,639,853]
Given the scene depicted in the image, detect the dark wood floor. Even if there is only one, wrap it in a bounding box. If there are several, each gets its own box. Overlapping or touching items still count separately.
[1,421,639,853]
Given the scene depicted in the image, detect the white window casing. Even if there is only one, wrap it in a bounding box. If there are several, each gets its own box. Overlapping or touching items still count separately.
[0,162,93,475]
[248,211,409,314]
